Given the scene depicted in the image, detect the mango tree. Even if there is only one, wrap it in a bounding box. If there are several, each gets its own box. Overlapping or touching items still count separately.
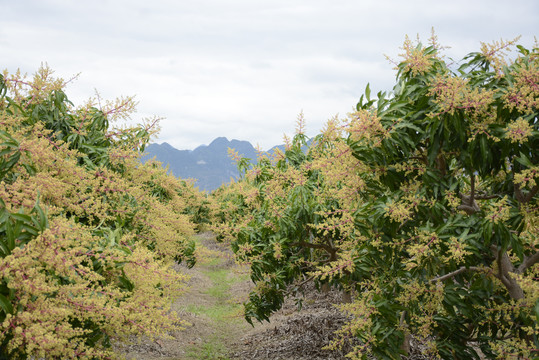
[219,37,538,359]
[0,66,200,359]
[335,37,539,359]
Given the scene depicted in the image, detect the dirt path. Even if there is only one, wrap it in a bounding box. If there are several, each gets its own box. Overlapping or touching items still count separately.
[116,233,438,360]
[117,232,357,360]
[118,232,254,359]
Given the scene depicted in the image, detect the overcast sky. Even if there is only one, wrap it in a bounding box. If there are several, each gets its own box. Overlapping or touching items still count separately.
[1,0,537,150]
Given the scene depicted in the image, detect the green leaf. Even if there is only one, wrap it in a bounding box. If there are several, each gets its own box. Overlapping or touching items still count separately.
[516,152,533,168]
[357,94,364,110]
[10,213,32,223]
[31,200,48,231]
[479,136,489,166]
[0,294,13,315]
[365,83,371,102]
[5,221,15,255]
[118,274,135,292]
[516,45,529,56]
[0,242,9,257]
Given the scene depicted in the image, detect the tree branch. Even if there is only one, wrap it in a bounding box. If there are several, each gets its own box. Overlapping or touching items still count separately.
[430,266,484,283]
[491,246,525,300]
[290,241,334,254]
[294,274,316,289]
[493,247,512,289]
[525,185,538,203]
[515,183,526,203]
[457,203,479,215]
[399,310,411,355]
[515,183,538,204]
[458,174,481,215]
[470,173,475,202]
[474,194,499,200]
[517,251,539,274]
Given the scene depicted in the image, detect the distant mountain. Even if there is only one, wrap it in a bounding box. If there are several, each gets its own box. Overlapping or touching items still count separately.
[140,137,260,192]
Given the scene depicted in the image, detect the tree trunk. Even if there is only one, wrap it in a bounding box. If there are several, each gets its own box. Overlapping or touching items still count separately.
[493,248,525,301]
[399,311,411,355]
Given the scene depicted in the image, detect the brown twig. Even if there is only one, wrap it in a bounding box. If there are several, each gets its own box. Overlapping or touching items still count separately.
[430,266,484,283]
[517,251,539,274]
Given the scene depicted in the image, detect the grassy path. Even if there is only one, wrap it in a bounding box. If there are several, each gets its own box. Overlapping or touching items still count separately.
[179,250,251,359]
[119,232,254,360]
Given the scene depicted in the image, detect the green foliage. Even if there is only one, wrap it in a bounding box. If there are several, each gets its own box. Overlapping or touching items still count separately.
[215,37,539,359]
[0,197,47,258]
[344,40,538,359]
[0,66,200,359]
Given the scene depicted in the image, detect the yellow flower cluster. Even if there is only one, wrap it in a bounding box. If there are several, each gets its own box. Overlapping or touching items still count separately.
[384,200,414,224]
[403,231,440,270]
[1,65,72,106]
[347,109,388,147]
[513,266,539,304]
[477,297,538,359]
[443,236,472,265]
[324,285,379,358]
[310,136,366,210]
[428,74,499,143]
[398,35,439,77]
[0,66,201,358]
[444,190,461,209]
[479,37,521,77]
[310,250,356,282]
[504,117,534,143]
[504,63,539,114]
[513,166,538,189]
[485,196,511,224]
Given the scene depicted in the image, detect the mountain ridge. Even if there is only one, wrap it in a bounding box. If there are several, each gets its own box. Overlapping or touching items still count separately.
[141,137,267,192]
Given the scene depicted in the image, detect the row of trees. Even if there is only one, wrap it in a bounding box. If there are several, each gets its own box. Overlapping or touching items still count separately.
[0,35,536,359]
[213,36,538,359]
[0,67,211,359]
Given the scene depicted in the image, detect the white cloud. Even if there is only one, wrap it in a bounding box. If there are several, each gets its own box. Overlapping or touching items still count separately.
[1,0,537,150]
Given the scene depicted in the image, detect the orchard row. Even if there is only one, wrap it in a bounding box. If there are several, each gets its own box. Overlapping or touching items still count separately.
[1,35,538,359]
